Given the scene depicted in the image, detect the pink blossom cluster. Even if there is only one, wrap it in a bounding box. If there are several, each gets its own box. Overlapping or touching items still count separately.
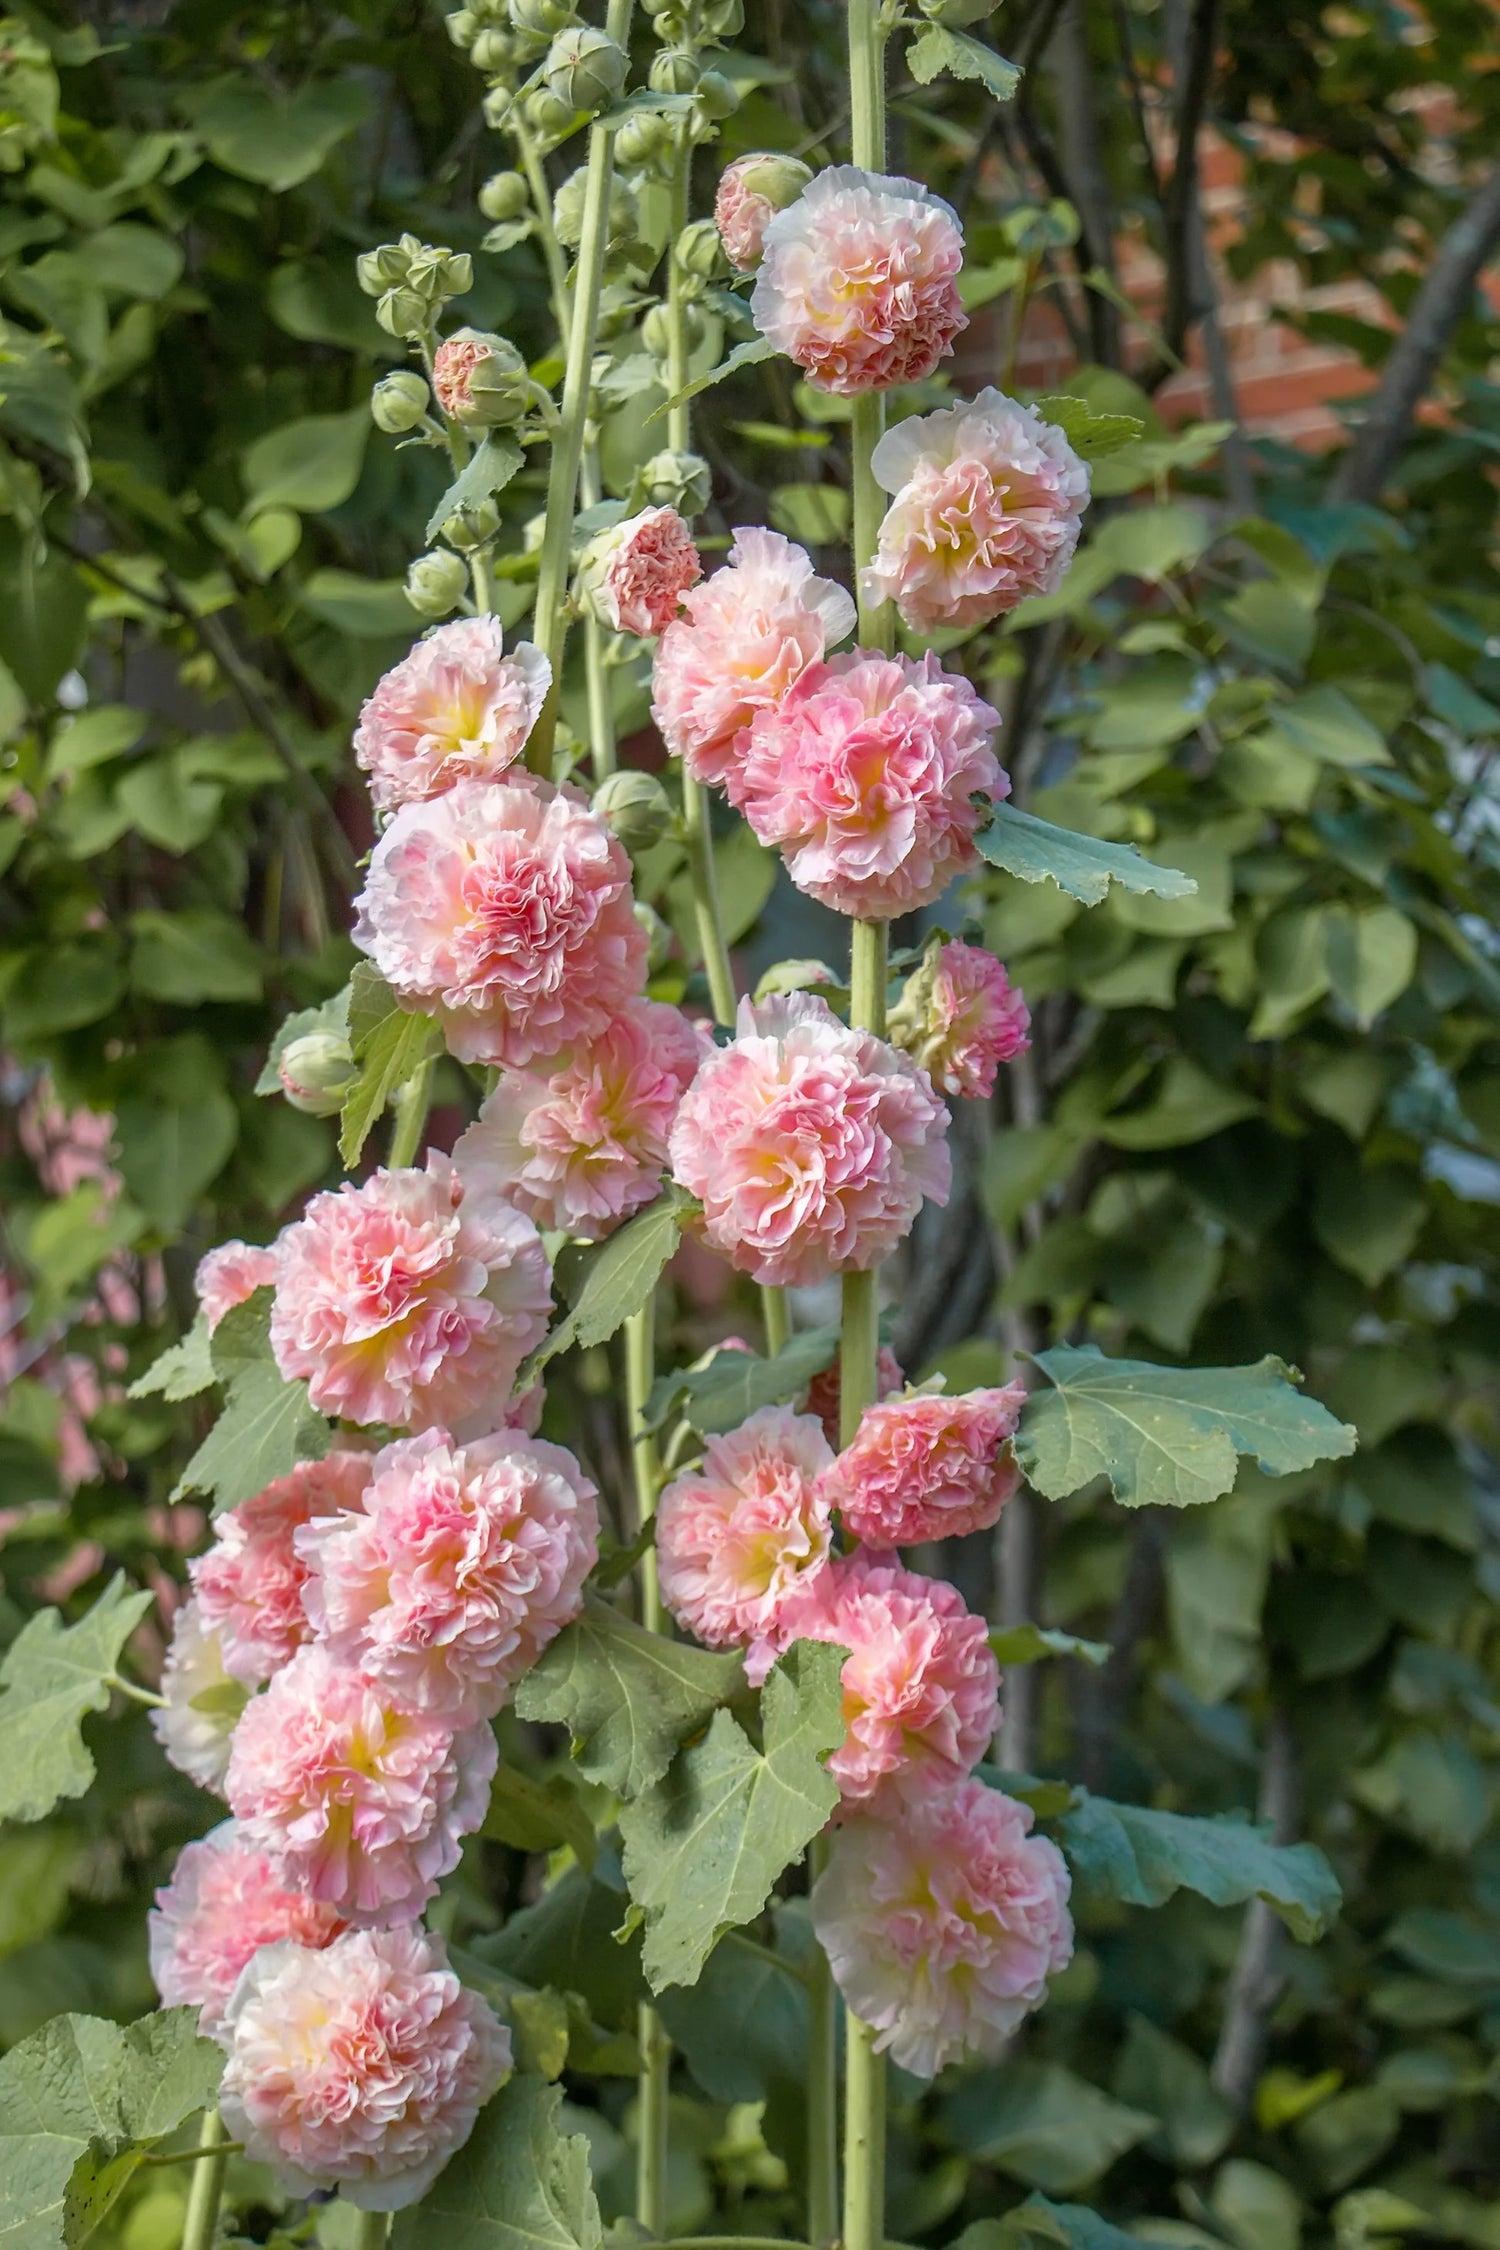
[594,505,702,636]
[890,940,1031,1101]
[354,618,551,811]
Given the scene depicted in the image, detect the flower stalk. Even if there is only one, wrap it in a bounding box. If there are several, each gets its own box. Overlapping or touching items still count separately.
[626,1295,670,2228]
[180,2108,229,2250]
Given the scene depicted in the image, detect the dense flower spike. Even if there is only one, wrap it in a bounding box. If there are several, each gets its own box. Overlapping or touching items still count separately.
[298,1428,599,1719]
[219,1926,511,2209]
[889,940,1030,1100]
[748,1550,999,1802]
[354,619,551,810]
[752,167,967,395]
[651,527,855,790]
[354,776,648,1068]
[714,152,814,271]
[151,1599,245,1794]
[821,1385,1026,1545]
[594,506,702,635]
[670,993,951,1287]
[812,1777,1073,2077]
[191,1451,374,1684]
[148,1821,346,2036]
[269,1156,550,1432]
[738,651,1004,919]
[804,1343,905,1449]
[225,1644,497,1925]
[194,1241,277,1332]
[862,390,1090,632]
[452,998,708,1238]
[657,1404,835,1647]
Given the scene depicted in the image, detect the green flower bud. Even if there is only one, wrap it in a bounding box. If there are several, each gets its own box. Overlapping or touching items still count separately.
[278,1030,359,1117]
[509,0,578,32]
[553,165,638,249]
[482,83,516,128]
[376,285,432,340]
[615,110,674,173]
[634,899,673,974]
[446,7,481,47]
[702,0,744,33]
[649,46,701,92]
[370,370,431,434]
[470,26,513,68]
[443,497,503,551]
[675,218,725,279]
[405,549,470,617]
[642,300,707,359]
[632,448,711,515]
[593,769,675,849]
[406,244,473,302]
[693,68,739,121]
[544,25,627,115]
[433,327,533,429]
[479,169,531,222]
[356,240,413,296]
[521,84,577,136]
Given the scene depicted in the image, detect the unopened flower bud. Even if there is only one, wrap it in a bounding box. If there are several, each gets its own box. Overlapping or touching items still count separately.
[376,286,430,340]
[593,769,675,848]
[616,111,673,172]
[278,1031,359,1117]
[483,83,516,128]
[356,240,413,296]
[405,549,470,617]
[694,69,739,122]
[641,300,706,359]
[509,0,578,31]
[553,165,637,250]
[713,150,812,270]
[443,497,503,551]
[544,25,627,115]
[521,84,577,135]
[675,219,725,279]
[634,899,673,973]
[370,370,431,434]
[650,46,701,92]
[703,0,744,32]
[470,25,514,68]
[433,327,532,429]
[479,169,530,222]
[446,6,481,45]
[632,448,711,514]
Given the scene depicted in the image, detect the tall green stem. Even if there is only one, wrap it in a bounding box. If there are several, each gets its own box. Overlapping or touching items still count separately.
[388,1056,434,1169]
[665,123,693,457]
[761,1283,790,1356]
[625,1296,671,2225]
[681,775,738,1026]
[843,2013,888,2250]
[847,0,895,657]
[180,2109,228,2250]
[806,1831,839,2246]
[351,2214,389,2250]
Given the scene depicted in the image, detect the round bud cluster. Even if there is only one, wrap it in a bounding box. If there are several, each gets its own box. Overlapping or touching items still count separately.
[544,25,627,114]
[357,235,474,342]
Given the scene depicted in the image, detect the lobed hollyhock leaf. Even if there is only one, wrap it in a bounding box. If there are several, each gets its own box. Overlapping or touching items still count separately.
[646,1324,840,1435]
[529,1187,694,1375]
[424,432,525,545]
[338,964,443,1167]
[1059,1790,1343,1941]
[1030,394,1146,460]
[127,1310,215,1401]
[0,1577,154,1826]
[391,2074,602,2250]
[943,2060,1155,2195]
[988,1622,1111,1668]
[975,801,1198,908]
[906,25,1022,101]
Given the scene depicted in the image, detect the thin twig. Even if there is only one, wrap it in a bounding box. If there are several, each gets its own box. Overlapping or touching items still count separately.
[1211,1707,1299,2108]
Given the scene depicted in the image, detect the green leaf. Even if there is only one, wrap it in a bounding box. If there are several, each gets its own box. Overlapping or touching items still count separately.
[4,941,123,1046]
[390,2075,600,2250]
[482,1762,596,1866]
[1017,1345,1356,1509]
[186,75,370,194]
[618,1640,845,1990]
[1112,2012,1233,2170]
[1032,393,1145,460]
[1265,685,1392,768]
[976,803,1197,908]
[0,2007,222,2250]
[988,1623,1111,1667]
[114,1085,238,1235]
[1312,1160,1425,1287]
[1324,906,1418,1027]
[648,335,775,420]
[656,1930,808,2104]
[173,1367,330,1512]
[530,1190,691,1374]
[0,1577,153,1825]
[242,403,371,518]
[477,1859,646,2031]
[515,1595,744,1799]
[647,1326,839,1435]
[944,2061,1155,2195]
[425,434,526,545]
[769,482,851,546]
[44,705,144,783]
[339,967,442,1167]
[127,1314,215,1402]
[1099,1056,1257,1151]
[128,910,261,1005]
[906,23,1021,98]
[1058,1790,1343,1939]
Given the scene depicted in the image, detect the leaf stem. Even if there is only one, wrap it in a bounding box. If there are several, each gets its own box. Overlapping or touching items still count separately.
[180,2108,229,2250]
[681,776,739,1027]
[387,1057,435,1170]
[105,1671,165,1710]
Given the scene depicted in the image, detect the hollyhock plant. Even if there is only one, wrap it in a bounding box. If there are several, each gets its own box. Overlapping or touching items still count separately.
[353,776,647,1068]
[219,1925,511,2210]
[804,1343,905,1448]
[452,998,707,1238]
[752,167,967,395]
[195,1241,277,1332]
[269,1155,550,1433]
[651,527,855,790]
[738,650,1004,919]
[656,1404,834,1647]
[592,505,702,635]
[863,388,1091,633]
[225,1644,497,1925]
[747,1550,999,1802]
[298,1428,600,1718]
[148,1821,347,2036]
[191,1451,374,1684]
[353,618,551,811]
[714,151,814,271]
[889,940,1030,1100]
[811,1776,1073,2077]
[820,1385,1027,1545]
[670,992,951,1287]
[151,1599,247,1794]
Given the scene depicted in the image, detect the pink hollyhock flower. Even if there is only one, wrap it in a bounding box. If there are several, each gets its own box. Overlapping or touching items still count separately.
[804,1344,904,1449]
[452,998,709,1239]
[191,1452,374,1685]
[651,527,855,791]
[748,1550,998,1803]
[220,1925,511,2210]
[714,152,814,271]
[152,1599,247,1794]
[890,940,1030,1100]
[752,167,967,396]
[354,618,551,811]
[863,388,1090,632]
[670,993,950,1288]
[195,1242,277,1332]
[225,1644,496,1925]
[148,1820,347,2037]
[820,1385,1026,1545]
[269,1156,550,1433]
[738,650,1004,920]
[656,1404,834,1648]
[811,1776,1073,2077]
[353,776,648,1069]
[298,1428,599,1720]
[595,507,702,636]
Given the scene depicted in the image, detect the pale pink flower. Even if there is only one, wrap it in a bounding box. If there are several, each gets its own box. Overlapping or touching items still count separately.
[748,1550,998,1803]
[738,651,1004,919]
[149,1821,347,2036]
[225,1645,496,1925]
[220,1925,511,2210]
[715,152,814,272]
[191,1452,374,1684]
[269,1156,550,1433]
[452,999,709,1239]
[811,1777,1073,2077]
[597,507,702,636]
[151,1599,247,1794]
[670,993,950,1288]
[195,1242,277,1332]
[804,1345,904,1449]
[890,940,1030,1100]
[354,619,551,811]
[298,1428,599,1719]
[863,388,1090,632]
[651,527,854,791]
[657,1405,834,1648]
[353,777,648,1069]
[752,167,967,396]
[821,1386,1026,1546]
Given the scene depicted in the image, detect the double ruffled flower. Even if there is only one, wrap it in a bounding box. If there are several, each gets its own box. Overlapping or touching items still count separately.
[354,619,551,811]
[889,940,1030,1101]
[149,1821,347,2036]
[821,1385,1026,1547]
[656,1404,834,1648]
[194,1240,277,1332]
[191,1451,374,1685]
[594,506,702,636]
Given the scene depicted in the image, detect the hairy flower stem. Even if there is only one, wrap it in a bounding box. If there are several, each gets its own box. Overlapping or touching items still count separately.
[180,2108,229,2250]
[625,1296,672,2226]
[843,2013,887,2250]
[762,1282,791,1355]
[806,1830,839,2245]
[848,0,894,657]
[388,1057,434,1169]
[352,2213,390,2250]
[527,0,635,781]
[666,125,694,456]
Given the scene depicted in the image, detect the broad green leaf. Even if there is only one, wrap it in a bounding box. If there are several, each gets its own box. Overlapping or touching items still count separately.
[907,24,1021,99]
[976,804,1197,908]
[649,334,775,419]
[390,2075,600,2250]
[477,1859,646,2031]
[114,1085,238,1234]
[1059,1790,1343,1939]
[1383,1908,1500,1985]
[482,1762,595,1866]
[989,1623,1111,1667]
[4,940,122,1046]
[1324,906,1417,1027]
[128,910,261,1005]
[1098,1057,1257,1151]
[425,434,526,545]
[0,1577,153,1825]
[1266,685,1392,768]
[647,1325,839,1435]
[515,1595,744,1799]
[187,76,370,194]
[173,1326,330,1511]
[1017,1344,1356,1509]
[656,1929,808,2104]
[20,1184,144,1327]
[44,705,144,782]
[298,571,419,636]
[944,2060,1155,2195]
[0,2007,222,2250]
[1312,1160,1425,1288]
[1031,394,1145,460]
[242,403,370,518]
[126,1313,214,1402]
[1113,2013,1233,2170]
[339,967,442,1167]
[531,1189,691,1373]
[769,481,850,546]
[618,1640,845,1990]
